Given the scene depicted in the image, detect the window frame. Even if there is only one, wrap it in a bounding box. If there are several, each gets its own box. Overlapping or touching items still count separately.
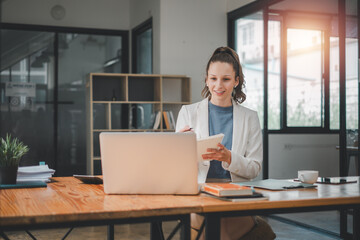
[131,18,153,74]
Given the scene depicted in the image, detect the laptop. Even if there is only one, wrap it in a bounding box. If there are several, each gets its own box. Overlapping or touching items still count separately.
[99,132,199,195]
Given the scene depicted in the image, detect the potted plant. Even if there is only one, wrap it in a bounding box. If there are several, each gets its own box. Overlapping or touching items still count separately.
[0,134,29,184]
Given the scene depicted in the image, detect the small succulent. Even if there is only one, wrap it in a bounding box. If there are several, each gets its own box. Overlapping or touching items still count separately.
[0,134,29,167]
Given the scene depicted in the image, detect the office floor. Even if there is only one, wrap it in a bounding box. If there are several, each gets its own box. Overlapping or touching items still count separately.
[1,211,353,240]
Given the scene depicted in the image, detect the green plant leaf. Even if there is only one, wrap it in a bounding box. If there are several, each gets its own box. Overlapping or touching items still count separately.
[0,134,29,167]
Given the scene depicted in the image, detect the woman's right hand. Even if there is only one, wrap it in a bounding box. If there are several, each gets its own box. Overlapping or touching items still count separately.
[178,125,193,132]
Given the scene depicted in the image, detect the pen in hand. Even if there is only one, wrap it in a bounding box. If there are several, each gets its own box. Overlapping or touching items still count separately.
[180,126,193,133]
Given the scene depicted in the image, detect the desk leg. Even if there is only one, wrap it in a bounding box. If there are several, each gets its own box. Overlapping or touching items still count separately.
[107,224,114,240]
[205,214,220,240]
[151,221,164,240]
[340,209,347,238]
[180,215,191,240]
[353,207,360,240]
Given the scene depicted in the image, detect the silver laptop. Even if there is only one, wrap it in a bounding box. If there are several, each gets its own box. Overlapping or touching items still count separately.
[99,132,198,195]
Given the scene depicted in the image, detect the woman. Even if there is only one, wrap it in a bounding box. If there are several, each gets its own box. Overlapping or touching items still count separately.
[176,46,275,240]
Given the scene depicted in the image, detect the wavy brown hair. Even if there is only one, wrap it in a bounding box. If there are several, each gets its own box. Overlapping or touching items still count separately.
[201,46,246,104]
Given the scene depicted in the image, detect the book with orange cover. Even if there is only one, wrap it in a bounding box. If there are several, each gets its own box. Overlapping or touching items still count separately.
[202,183,253,197]
[163,111,171,129]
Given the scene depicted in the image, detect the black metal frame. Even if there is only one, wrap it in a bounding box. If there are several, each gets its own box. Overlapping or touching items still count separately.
[339,0,347,177]
[131,17,153,74]
[0,214,191,240]
[358,0,360,176]
[202,204,360,240]
[263,5,269,179]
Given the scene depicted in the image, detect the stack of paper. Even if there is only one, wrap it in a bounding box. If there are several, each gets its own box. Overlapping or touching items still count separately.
[17,165,55,183]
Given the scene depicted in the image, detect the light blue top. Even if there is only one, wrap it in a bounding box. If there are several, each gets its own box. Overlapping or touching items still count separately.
[206,101,233,180]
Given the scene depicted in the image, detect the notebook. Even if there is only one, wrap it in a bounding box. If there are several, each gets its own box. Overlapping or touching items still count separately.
[99,132,199,195]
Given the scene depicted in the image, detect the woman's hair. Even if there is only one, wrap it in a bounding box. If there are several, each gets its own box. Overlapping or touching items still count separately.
[201,46,246,104]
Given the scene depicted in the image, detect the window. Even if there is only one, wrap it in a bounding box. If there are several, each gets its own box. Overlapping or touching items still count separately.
[286,29,323,127]
[228,0,359,179]
[232,9,341,132]
[330,37,340,130]
[268,20,281,130]
[235,12,264,128]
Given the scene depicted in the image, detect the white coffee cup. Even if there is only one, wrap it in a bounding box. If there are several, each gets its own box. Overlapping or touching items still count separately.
[298,170,319,184]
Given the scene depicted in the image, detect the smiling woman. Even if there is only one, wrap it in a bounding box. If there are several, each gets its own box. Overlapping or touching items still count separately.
[176,47,275,239]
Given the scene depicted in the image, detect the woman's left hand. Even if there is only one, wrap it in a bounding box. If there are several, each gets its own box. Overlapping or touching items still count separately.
[202,143,231,165]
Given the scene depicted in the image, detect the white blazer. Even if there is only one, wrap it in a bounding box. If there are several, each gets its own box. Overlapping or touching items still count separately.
[176,99,262,183]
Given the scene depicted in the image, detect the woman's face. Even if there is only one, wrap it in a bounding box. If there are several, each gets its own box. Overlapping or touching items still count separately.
[206,61,239,107]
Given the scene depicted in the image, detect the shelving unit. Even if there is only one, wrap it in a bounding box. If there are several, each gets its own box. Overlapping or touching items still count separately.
[86,73,191,174]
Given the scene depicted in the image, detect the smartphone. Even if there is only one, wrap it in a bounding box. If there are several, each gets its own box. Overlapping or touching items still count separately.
[318,177,356,184]
[73,175,103,184]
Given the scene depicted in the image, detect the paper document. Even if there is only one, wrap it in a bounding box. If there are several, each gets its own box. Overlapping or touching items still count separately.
[17,165,55,183]
[197,133,224,161]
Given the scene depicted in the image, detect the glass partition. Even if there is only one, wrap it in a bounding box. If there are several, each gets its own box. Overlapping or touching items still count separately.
[0,30,55,168]
[57,33,124,175]
[0,27,127,176]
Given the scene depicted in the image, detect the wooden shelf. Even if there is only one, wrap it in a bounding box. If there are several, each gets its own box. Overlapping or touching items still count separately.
[86,73,191,174]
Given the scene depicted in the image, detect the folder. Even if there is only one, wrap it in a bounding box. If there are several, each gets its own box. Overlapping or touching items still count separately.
[0,181,47,189]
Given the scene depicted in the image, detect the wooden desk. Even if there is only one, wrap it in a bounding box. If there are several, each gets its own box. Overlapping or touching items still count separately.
[201,177,360,240]
[1,177,360,240]
[0,177,206,240]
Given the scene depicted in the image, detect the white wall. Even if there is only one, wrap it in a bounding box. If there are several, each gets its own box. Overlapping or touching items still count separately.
[129,0,231,102]
[227,0,256,12]
[269,134,340,179]
[159,0,228,102]
[1,0,130,30]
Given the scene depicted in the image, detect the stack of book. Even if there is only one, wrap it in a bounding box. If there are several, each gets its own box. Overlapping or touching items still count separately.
[17,165,55,183]
[201,182,268,202]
